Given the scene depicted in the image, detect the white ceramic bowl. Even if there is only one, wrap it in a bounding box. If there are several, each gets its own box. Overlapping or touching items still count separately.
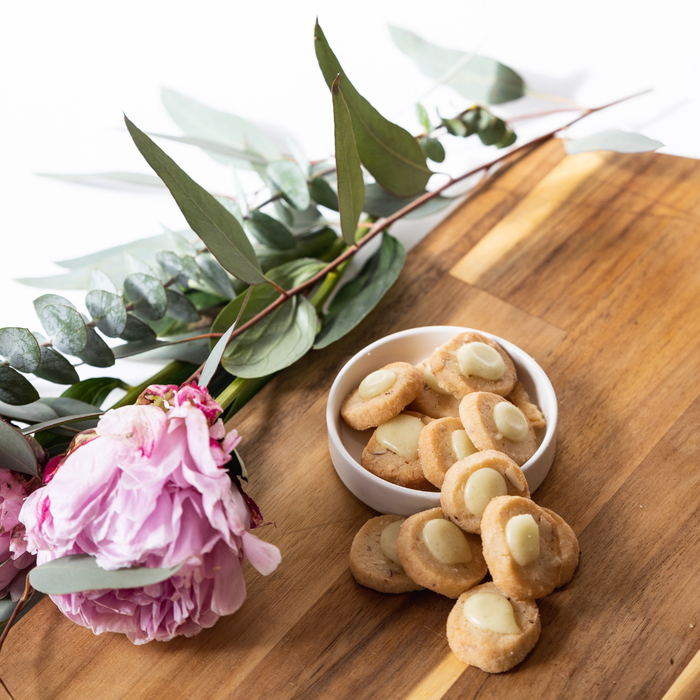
[326,326,557,515]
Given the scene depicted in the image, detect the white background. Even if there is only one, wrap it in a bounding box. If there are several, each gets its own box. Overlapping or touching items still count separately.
[1,0,698,391]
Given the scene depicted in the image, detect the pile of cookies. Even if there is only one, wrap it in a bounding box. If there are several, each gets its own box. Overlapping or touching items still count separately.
[340,331,546,491]
[343,332,577,673]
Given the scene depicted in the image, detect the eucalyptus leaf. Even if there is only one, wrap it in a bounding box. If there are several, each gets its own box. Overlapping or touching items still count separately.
[156,250,185,279]
[148,132,268,165]
[165,289,200,323]
[315,22,431,198]
[195,253,236,299]
[33,345,80,385]
[33,294,76,315]
[0,366,39,406]
[125,116,266,286]
[274,202,323,235]
[463,108,481,136]
[497,127,517,149]
[22,411,102,435]
[78,327,115,368]
[389,25,525,104]
[124,273,168,322]
[85,290,127,337]
[61,377,130,408]
[213,196,244,224]
[125,252,161,280]
[0,399,58,424]
[200,320,238,389]
[0,419,40,476]
[420,136,446,163]
[315,233,405,349]
[308,177,339,211]
[416,102,432,132]
[37,304,88,355]
[442,118,467,137]
[362,183,454,220]
[267,160,311,211]
[254,227,339,272]
[119,313,157,342]
[38,171,166,192]
[88,269,118,294]
[29,554,182,595]
[41,397,101,416]
[478,116,507,146]
[247,211,295,251]
[565,130,664,155]
[0,328,41,373]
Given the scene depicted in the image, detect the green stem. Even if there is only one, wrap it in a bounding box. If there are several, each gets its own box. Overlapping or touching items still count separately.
[109,360,199,409]
[215,377,249,411]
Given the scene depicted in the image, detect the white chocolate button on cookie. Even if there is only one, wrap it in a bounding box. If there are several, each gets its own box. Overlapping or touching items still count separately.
[481,496,562,599]
[396,508,487,598]
[349,515,424,594]
[418,417,478,488]
[447,582,541,673]
[341,362,423,431]
[460,392,537,466]
[429,332,517,400]
[441,451,530,534]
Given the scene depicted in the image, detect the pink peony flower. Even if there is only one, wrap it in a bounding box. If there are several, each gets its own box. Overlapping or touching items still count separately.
[19,382,281,644]
[0,469,41,601]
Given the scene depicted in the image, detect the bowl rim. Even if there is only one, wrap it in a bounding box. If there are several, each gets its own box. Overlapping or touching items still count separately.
[326,325,558,500]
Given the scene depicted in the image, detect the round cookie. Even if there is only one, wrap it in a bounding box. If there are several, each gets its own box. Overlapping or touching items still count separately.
[480,496,562,599]
[429,332,517,400]
[460,392,538,466]
[541,507,579,587]
[440,451,530,534]
[418,417,479,488]
[349,515,424,594]
[447,582,541,673]
[362,412,436,491]
[341,362,424,431]
[406,360,461,419]
[396,507,487,598]
[506,381,546,430]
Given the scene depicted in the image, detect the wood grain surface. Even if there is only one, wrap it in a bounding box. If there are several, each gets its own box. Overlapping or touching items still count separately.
[3,139,700,699]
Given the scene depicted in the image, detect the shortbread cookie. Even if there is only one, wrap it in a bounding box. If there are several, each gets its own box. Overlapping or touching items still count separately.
[447,582,540,673]
[362,412,436,491]
[440,451,530,534]
[480,496,562,599]
[429,332,517,400]
[542,507,579,587]
[396,508,487,598]
[507,382,546,430]
[406,360,461,419]
[341,362,424,431]
[460,392,538,466]
[349,515,424,594]
[418,417,478,488]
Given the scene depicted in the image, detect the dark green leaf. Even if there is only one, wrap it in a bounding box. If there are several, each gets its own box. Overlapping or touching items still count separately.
[478,116,507,146]
[315,233,405,349]
[37,304,88,355]
[187,290,229,310]
[389,25,525,104]
[0,366,39,405]
[85,290,127,337]
[332,76,366,246]
[308,177,339,211]
[38,171,165,192]
[496,127,517,149]
[420,136,446,163]
[156,250,184,278]
[247,211,295,250]
[29,554,182,595]
[254,227,339,271]
[119,313,157,342]
[267,161,311,211]
[21,411,102,436]
[165,289,200,323]
[78,327,115,368]
[0,399,58,424]
[362,183,454,220]
[33,294,76,315]
[463,108,481,136]
[33,344,79,385]
[0,328,41,373]
[0,419,40,476]
[124,273,168,322]
[195,253,235,299]
[124,116,266,286]
[41,397,100,416]
[442,118,466,137]
[565,130,664,155]
[61,377,130,408]
[315,22,431,197]
[88,269,118,294]
[416,103,432,132]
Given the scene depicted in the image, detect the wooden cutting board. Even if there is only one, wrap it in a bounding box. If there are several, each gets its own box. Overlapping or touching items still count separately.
[4,139,700,700]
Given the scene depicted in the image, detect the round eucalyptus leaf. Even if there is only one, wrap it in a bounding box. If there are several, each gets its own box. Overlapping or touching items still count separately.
[33,346,80,385]
[155,250,184,279]
[478,116,507,146]
[78,327,115,368]
[85,290,127,337]
[246,211,295,251]
[496,127,517,149]
[420,136,446,163]
[442,118,467,137]
[37,304,88,355]
[33,294,76,316]
[462,108,481,136]
[0,366,40,405]
[87,269,117,294]
[165,289,200,323]
[119,313,156,342]
[0,327,41,373]
[124,273,168,321]
[195,253,235,300]
[308,177,339,211]
[0,419,39,477]
[267,160,311,211]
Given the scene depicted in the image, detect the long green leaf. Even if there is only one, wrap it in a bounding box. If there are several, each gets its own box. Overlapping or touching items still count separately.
[0,399,58,424]
[315,233,406,349]
[21,412,103,435]
[29,554,182,595]
[314,22,431,197]
[362,183,455,220]
[389,25,525,105]
[0,419,39,476]
[246,211,295,251]
[565,130,664,155]
[61,377,130,408]
[332,76,366,246]
[0,366,40,405]
[124,116,266,286]
[266,161,311,211]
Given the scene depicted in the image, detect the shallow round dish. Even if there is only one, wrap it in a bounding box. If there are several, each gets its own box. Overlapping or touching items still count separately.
[326,326,557,515]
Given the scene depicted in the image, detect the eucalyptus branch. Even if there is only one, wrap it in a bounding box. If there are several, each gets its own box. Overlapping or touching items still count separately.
[0,576,32,657]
